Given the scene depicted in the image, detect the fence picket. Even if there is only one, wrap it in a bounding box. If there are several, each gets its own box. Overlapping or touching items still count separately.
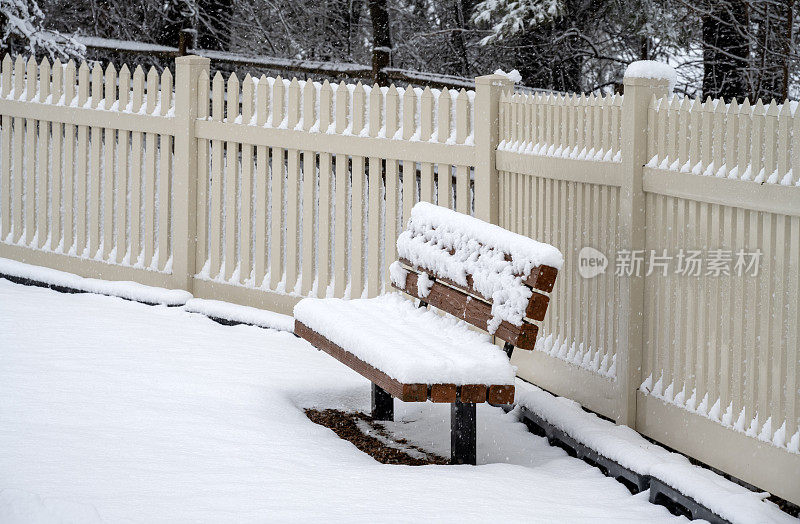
[437,89,452,209]
[63,60,77,254]
[50,58,63,247]
[156,67,172,270]
[777,103,790,182]
[285,78,301,293]
[688,98,701,172]
[737,99,751,180]
[253,75,268,286]
[419,88,434,203]
[0,55,11,240]
[725,100,738,177]
[455,89,469,214]
[36,58,50,247]
[732,205,746,419]
[75,62,90,255]
[350,82,366,299]
[332,81,347,296]
[749,100,764,181]
[667,96,679,167]
[793,105,800,186]
[713,99,726,176]
[87,63,103,256]
[301,80,317,295]
[402,86,416,228]
[240,74,254,284]
[788,216,800,440]
[209,72,224,278]
[102,63,116,259]
[224,73,239,281]
[116,64,130,263]
[367,84,382,296]
[317,81,333,296]
[24,57,36,246]
[143,67,159,267]
[269,76,285,290]
[384,85,400,286]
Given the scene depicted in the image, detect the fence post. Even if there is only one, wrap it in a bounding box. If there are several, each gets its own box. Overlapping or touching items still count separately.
[172,55,210,292]
[474,74,512,224]
[617,69,670,426]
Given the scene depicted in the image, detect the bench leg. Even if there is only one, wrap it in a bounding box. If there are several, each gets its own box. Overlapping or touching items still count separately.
[371,383,394,421]
[451,400,476,465]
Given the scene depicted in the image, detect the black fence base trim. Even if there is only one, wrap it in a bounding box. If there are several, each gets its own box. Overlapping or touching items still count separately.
[201,314,298,336]
[648,477,730,522]
[516,406,730,523]
[0,273,173,307]
[0,272,170,307]
[2,273,299,334]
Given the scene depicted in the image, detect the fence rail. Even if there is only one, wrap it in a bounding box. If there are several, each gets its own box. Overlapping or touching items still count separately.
[0,53,798,505]
[77,35,501,92]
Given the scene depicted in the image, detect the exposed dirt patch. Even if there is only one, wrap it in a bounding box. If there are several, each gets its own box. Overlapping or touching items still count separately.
[305,409,448,466]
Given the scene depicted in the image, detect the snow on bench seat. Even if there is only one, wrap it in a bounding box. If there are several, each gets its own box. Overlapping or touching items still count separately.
[294,293,515,388]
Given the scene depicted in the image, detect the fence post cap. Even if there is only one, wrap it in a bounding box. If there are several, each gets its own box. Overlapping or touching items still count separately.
[175,54,210,66]
[623,60,675,92]
[475,74,513,87]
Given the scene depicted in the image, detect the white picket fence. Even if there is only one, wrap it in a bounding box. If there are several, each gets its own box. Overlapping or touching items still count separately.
[0,54,797,505]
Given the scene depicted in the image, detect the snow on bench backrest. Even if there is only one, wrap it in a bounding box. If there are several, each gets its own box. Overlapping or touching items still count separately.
[390,202,563,336]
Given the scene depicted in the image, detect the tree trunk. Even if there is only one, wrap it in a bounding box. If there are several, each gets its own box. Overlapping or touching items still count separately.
[702,0,749,101]
[368,0,392,85]
[781,0,795,100]
[449,0,472,77]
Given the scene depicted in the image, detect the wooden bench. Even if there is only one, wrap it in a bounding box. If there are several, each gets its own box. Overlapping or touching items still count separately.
[294,202,561,464]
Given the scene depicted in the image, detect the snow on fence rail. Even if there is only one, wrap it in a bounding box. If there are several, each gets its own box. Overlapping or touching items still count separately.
[499,91,622,162]
[0,53,798,505]
[648,96,800,186]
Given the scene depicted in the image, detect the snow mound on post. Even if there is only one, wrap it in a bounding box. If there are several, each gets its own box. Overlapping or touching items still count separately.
[396,202,562,333]
[516,382,795,524]
[0,257,190,305]
[294,293,515,385]
[494,69,522,83]
[624,60,677,93]
[183,298,294,332]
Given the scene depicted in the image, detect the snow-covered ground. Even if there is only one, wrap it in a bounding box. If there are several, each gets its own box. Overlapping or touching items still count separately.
[0,278,685,522]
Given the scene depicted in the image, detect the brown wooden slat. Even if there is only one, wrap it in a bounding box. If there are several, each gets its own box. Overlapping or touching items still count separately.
[430,384,458,402]
[487,385,515,404]
[459,384,488,403]
[295,321,428,402]
[395,271,539,349]
[401,230,559,293]
[524,265,559,293]
[399,257,551,321]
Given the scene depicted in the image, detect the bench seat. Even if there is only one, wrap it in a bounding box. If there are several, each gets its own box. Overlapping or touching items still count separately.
[294,293,516,404]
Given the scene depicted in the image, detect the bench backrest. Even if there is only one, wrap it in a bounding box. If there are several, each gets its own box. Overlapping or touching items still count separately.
[389,202,563,350]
